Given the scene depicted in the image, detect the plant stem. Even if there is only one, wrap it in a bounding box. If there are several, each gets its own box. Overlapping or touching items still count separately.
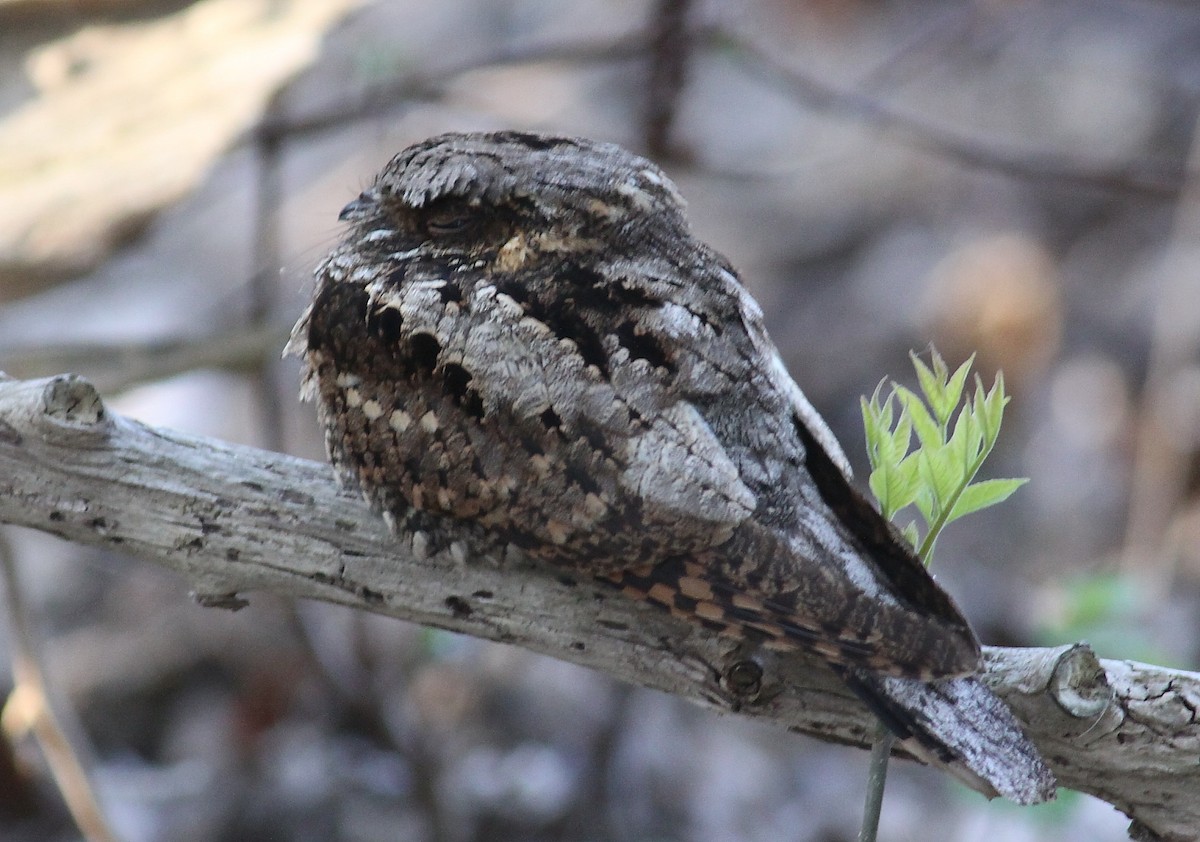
[858,725,896,842]
[862,506,942,842]
[914,449,988,561]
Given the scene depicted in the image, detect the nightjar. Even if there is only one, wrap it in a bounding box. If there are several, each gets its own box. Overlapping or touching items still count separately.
[287,130,1054,803]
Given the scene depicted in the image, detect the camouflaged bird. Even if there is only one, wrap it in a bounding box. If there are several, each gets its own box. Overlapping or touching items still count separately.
[287,130,1055,803]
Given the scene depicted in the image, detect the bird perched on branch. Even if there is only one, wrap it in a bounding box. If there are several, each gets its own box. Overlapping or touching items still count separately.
[287,130,1055,804]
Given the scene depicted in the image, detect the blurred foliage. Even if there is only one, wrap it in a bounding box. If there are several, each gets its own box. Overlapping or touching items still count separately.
[1037,573,1179,668]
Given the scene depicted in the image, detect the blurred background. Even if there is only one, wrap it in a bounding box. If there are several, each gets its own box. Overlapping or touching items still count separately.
[1,0,1199,839]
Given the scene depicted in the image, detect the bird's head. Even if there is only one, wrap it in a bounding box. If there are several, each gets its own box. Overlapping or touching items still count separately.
[333,130,691,277]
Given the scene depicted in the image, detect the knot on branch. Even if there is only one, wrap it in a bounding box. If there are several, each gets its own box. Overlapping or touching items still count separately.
[721,658,764,702]
[1050,642,1113,718]
[43,375,107,428]
[0,374,112,445]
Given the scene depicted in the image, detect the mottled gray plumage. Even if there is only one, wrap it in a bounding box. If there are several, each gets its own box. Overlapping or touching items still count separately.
[288,130,1055,802]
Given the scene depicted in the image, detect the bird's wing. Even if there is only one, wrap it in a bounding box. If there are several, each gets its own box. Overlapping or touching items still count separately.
[583,250,983,679]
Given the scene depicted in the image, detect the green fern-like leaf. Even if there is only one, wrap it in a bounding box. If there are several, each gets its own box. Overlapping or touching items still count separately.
[860,348,1024,565]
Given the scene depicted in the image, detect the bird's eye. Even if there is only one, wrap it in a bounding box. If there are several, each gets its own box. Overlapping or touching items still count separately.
[423,204,478,238]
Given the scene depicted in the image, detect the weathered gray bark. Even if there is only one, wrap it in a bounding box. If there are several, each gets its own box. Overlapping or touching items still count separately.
[0,373,1196,841]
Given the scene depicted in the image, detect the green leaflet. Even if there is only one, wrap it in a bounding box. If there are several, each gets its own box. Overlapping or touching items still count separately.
[859,348,1025,565]
[948,477,1027,521]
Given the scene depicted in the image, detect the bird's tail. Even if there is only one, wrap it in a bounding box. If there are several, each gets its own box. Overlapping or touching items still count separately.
[837,667,1056,805]
[604,559,1056,804]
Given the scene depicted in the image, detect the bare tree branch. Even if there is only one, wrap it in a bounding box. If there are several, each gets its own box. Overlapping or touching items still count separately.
[0,373,1197,841]
[712,28,1189,199]
[249,27,1189,201]
[0,326,287,397]
[255,36,648,144]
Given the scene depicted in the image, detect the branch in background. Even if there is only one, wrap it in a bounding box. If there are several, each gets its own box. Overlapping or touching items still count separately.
[0,374,1197,841]
[642,0,694,159]
[0,326,287,397]
[1,533,118,841]
[707,28,1189,199]
[249,106,287,452]
[255,36,649,144]
[251,27,1189,200]
[853,6,983,92]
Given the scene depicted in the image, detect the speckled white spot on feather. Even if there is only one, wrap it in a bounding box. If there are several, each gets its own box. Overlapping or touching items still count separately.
[411,531,430,560]
[493,292,524,316]
[389,410,411,432]
[616,179,656,212]
[386,247,423,261]
[659,302,702,338]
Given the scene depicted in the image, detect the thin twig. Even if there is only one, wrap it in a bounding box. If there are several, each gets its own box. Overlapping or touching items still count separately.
[643,0,694,158]
[0,532,121,842]
[0,325,288,396]
[257,35,649,144]
[250,111,287,452]
[244,24,1191,201]
[853,6,981,92]
[715,28,1189,199]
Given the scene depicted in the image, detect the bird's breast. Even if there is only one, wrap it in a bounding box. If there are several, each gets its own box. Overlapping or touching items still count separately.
[302,269,743,572]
